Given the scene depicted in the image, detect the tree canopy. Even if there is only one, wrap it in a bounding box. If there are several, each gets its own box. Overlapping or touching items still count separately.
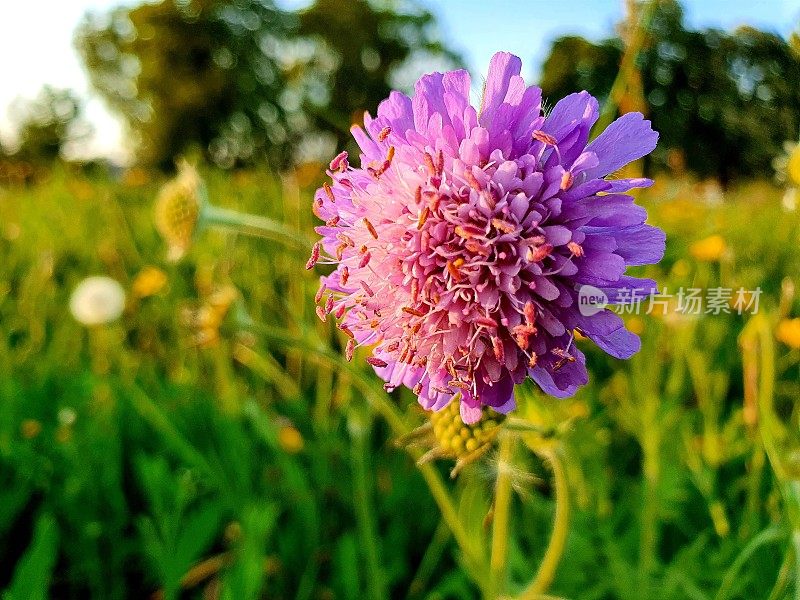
[540,0,800,183]
[4,86,88,164]
[75,0,460,169]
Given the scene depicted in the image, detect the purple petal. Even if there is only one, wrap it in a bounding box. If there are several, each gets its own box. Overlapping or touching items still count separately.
[479,52,522,125]
[542,91,599,165]
[376,91,414,139]
[460,398,483,424]
[350,124,380,160]
[588,326,641,359]
[577,252,626,281]
[613,224,666,266]
[477,374,514,408]
[600,276,659,303]
[604,177,654,192]
[581,194,647,228]
[585,112,658,179]
[530,348,588,398]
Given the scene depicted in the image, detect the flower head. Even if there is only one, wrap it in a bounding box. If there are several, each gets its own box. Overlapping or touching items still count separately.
[154,161,203,261]
[309,52,664,423]
[70,276,126,326]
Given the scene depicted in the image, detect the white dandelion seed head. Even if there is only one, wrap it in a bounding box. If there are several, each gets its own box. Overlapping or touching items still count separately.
[69,276,126,326]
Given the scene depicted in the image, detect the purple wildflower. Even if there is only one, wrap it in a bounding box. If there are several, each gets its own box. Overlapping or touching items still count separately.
[309,52,664,424]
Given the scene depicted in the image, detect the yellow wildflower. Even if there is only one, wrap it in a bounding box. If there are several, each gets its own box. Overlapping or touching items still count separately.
[788,144,800,187]
[690,234,726,262]
[777,318,800,349]
[279,425,304,453]
[132,266,168,298]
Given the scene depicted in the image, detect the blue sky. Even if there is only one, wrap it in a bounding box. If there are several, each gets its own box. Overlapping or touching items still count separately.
[425,0,798,77]
[1,0,797,161]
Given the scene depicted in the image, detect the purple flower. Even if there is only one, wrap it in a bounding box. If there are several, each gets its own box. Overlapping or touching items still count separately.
[308,52,664,424]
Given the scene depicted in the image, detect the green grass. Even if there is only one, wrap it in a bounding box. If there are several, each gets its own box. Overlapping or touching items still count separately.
[1,165,799,599]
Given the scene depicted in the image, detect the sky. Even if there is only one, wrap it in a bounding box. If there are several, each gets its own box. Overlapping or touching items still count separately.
[1,0,797,162]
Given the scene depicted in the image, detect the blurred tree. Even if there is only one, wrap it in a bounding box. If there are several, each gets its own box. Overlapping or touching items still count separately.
[75,0,297,169]
[791,23,800,61]
[539,36,622,110]
[6,86,89,164]
[539,0,800,184]
[296,0,462,150]
[75,0,460,169]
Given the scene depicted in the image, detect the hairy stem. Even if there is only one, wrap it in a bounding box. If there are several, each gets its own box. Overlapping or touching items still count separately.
[519,447,570,599]
[490,434,514,596]
[203,204,313,249]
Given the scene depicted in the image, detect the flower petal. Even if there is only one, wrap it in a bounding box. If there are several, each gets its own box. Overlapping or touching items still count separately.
[585,112,658,178]
[479,52,523,126]
[613,224,666,266]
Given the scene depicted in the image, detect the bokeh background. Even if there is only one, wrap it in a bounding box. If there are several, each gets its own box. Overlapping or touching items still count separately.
[1,1,800,598]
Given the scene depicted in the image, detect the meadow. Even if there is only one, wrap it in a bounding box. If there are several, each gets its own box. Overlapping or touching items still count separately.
[1,163,799,600]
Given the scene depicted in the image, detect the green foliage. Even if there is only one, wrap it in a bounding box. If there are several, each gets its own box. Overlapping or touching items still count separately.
[791,23,800,60]
[0,167,799,598]
[3,513,58,600]
[539,0,800,183]
[135,455,222,600]
[540,36,622,108]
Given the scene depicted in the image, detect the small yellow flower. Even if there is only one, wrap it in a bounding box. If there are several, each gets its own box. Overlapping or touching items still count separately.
[20,419,42,439]
[279,425,304,453]
[566,400,590,420]
[132,266,168,298]
[690,234,727,262]
[788,144,800,187]
[182,284,240,348]
[671,258,691,278]
[122,167,151,188]
[777,318,800,349]
[626,316,645,335]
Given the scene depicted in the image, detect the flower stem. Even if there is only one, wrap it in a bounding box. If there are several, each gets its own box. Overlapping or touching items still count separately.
[202,204,313,249]
[418,464,486,576]
[519,447,570,599]
[490,434,514,596]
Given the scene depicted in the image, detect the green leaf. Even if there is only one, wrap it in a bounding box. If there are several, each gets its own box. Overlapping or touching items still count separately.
[3,513,59,600]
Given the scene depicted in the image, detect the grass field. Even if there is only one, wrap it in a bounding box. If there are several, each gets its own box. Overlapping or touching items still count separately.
[1,164,799,600]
